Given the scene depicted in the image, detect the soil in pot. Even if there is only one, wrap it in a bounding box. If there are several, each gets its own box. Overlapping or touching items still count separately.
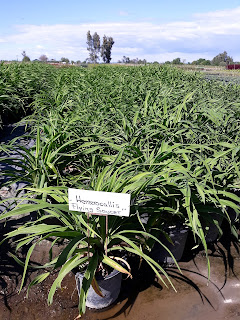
[75,268,122,309]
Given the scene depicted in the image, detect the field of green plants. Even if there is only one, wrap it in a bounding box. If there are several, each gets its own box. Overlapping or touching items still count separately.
[1,62,240,315]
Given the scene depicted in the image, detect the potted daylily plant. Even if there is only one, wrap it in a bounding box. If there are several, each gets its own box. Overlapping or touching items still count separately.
[0,185,180,317]
[135,180,190,265]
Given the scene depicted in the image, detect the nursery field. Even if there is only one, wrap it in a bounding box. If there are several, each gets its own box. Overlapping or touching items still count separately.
[0,62,240,319]
[204,73,240,85]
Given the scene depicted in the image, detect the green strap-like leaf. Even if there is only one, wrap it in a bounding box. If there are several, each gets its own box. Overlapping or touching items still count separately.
[48,254,88,305]
[27,272,50,297]
[55,235,85,269]
[19,242,37,292]
[102,255,132,278]
[78,252,99,315]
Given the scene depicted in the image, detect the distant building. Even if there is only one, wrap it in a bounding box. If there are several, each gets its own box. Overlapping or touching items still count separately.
[227,64,240,70]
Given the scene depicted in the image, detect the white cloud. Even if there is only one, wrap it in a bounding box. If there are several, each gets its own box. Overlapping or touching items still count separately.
[193,6,240,36]
[1,6,240,62]
[194,6,240,19]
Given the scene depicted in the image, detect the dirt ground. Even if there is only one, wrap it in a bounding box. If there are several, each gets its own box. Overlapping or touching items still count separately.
[0,218,240,320]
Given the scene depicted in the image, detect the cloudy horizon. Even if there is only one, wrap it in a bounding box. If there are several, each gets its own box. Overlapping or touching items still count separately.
[1,1,240,63]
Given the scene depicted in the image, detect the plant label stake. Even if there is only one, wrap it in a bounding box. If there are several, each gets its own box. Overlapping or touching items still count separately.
[87,213,90,261]
[86,213,108,258]
[105,215,108,257]
[68,189,131,260]
[68,189,130,217]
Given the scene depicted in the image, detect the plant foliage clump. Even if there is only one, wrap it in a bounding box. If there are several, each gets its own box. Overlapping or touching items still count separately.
[1,63,240,316]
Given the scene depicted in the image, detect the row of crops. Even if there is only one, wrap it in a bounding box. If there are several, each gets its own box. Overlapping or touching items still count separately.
[0,62,55,128]
[1,62,240,314]
[204,73,240,85]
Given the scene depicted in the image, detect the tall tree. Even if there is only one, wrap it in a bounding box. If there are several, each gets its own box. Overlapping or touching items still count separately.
[86,31,100,64]
[22,51,30,62]
[122,56,130,63]
[211,51,233,66]
[39,54,48,62]
[101,35,114,63]
[172,57,181,64]
[61,57,69,64]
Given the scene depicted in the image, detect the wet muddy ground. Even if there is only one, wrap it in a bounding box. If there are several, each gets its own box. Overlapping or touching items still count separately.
[0,219,240,320]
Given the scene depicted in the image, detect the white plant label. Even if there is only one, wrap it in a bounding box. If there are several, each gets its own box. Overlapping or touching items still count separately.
[68,188,130,217]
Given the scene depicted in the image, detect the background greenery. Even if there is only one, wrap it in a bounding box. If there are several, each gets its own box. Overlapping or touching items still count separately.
[1,62,240,314]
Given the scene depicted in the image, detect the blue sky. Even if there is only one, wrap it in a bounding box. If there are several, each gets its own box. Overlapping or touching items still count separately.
[1,0,240,62]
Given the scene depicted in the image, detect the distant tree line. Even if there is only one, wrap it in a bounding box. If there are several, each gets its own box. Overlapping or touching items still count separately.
[117,51,237,66]
[118,56,147,64]
[15,49,238,67]
[167,51,235,66]
[18,53,86,65]
[191,51,234,66]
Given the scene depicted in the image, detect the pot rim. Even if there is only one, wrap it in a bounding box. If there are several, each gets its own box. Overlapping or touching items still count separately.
[75,267,120,281]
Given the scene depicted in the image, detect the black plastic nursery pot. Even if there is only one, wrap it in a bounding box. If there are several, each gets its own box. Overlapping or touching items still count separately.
[75,269,122,309]
[151,225,189,264]
[201,213,224,243]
